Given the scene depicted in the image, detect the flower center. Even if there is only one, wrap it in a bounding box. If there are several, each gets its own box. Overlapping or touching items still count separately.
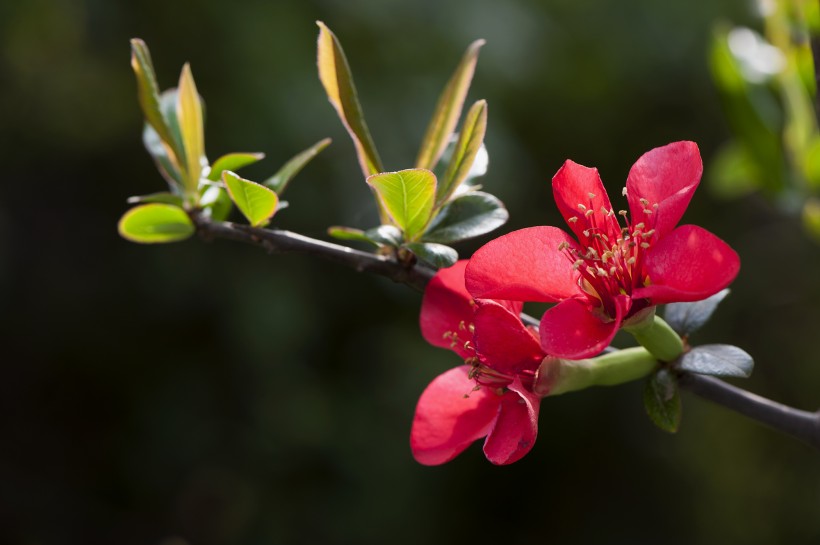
[558,191,660,319]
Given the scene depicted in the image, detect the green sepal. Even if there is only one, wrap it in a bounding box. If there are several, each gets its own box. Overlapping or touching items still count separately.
[118,203,195,244]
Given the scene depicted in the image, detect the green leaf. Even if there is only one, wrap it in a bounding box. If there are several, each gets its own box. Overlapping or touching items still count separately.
[438,100,487,206]
[664,289,730,336]
[222,171,279,227]
[142,122,185,189]
[423,191,507,243]
[366,169,437,241]
[416,39,485,170]
[130,39,173,147]
[208,152,265,181]
[176,63,205,192]
[643,369,681,433]
[127,192,184,207]
[405,242,458,268]
[118,203,195,244]
[264,137,332,194]
[678,345,754,378]
[327,224,402,247]
[316,22,383,178]
[803,198,820,243]
[199,185,233,221]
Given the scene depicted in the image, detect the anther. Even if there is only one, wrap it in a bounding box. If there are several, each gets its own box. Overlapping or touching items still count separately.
[586,266,597,276]
[640,242,650,249]
[568,216,579,223]
[582,230,590,237]
[468,323,475,334]
[577,203,587,211]
[572,259,584,270]
[622,187,628,196]
[639,198,649,207]
[558,241,570,251]
[584,209,594,217]
[587,193,596,199]
[635,222,645,230]
[643,209,653,215]
[627,257,637,265]
[618,210,628,217]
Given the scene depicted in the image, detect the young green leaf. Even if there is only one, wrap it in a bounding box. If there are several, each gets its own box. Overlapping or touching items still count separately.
[327,225,402,247]
[208,152,265,181]
[316,22,383,178]
[199,186,233,222]
[438,100,487,206]
[404,242,458,268]
[423,191,507,243]
[143,122,185,189]
[415,39,485,170]
[366,169,437,241]
[118,203,195,244]
[127,192,184,207]
[222,171,279,227]
[264,137,332,195]
[643,369,681,433]
[176,63,205,192]
[130,39,173,146]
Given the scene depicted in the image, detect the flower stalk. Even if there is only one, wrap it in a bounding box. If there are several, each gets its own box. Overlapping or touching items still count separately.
[536,347,658,396]
[623,312,684,362]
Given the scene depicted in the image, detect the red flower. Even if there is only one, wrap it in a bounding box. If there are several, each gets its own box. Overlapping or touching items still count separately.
[465,141,740,359]
[411,261,547,465]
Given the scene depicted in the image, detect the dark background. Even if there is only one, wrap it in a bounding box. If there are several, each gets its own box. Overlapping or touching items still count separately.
[2,0,819,543]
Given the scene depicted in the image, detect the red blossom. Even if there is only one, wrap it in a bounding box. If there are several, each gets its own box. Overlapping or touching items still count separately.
[411,261,546,465]
[465,141,740,359]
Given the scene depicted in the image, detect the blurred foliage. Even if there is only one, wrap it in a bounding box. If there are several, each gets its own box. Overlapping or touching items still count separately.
[709,0,820,243]
[2,0,820,544]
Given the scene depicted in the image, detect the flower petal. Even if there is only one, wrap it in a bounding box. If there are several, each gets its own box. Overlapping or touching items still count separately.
[634,224,740,304]
[552,160,619,246]
[473,300,544,374]
[539,297,625,359]
[420,261,475,358]
[626,141,702,239]
[410,366,501,466]
[466,226,580,302]
[482,378,540,465]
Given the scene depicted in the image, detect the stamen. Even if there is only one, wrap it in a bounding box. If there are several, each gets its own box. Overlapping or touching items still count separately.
[627,257,637,265]
[558,241,570,251]
[640,242,650,249]
[584,209,594,217]
[572,259,584,270]
[618,210,628,217]
[577,204,587,211]
[622,187,628,196]
[639,198,649,207]
[643,209,653,215]
[587,193,596,199]
[568,216,579,223]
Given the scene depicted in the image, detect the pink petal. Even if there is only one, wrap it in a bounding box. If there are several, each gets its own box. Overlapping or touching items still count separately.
[410,366,501,466]
[473,300,544,374]
[420,261,475,359]
[539,297,625,359]
[552,160,620,246]
[633,224,740,304]
[482,378,541,465]
[626,141,702,239]
[465,227,580,302]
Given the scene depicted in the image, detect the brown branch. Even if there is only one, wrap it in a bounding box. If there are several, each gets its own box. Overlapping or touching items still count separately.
[193,214,820,451]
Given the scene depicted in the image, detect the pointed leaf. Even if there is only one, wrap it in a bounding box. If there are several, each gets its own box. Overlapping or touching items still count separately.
[405,242,458,268]
[328,226,379,246]
[664,289,730,336]
[142,122,185,189]
[264,137,331,194]
[316,22,383,178]
[678,345,754,378]
[127,192,184,207]
[176,63,205,192]
[423,191,508,243]
[416,39,485,170]
[208,152,265,181]
[223,171,279,227]
[118,204,194,244]
[366,169,437,241]
[438,100,487,206]
[643,369,681,433]
[130,39,173,145]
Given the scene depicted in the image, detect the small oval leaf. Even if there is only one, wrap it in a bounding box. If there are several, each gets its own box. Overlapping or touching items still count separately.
[208,152,265,181]
[405,242,458,268]
[664,289,730,336]
[366,169,437,241]
[223,171,279,227]
[423,191,508,243]
[678,344,754,378]
[118,203,195,244]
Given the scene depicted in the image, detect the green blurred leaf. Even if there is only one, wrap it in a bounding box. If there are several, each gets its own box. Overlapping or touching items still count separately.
[316,21,383,178]
[208,152,265,181]
[643,369,681,433]
[367,169,437,241]
[423,191,507,243]
[438,100,487,206]
[707,142,762,199]
[405,242,458,268]
[127,192,184,207]
[327,224,402,247]
[328,226,378,246]
[143,123,185,189]
[130,39,173,148]
[199,185,232,221]
[118,203,195,244]
[678,345,754,378]
[803,198,820,243]
[802,138,820,189]
[415,39,485,170]
[176,64,205,192]
[223,171,279,227]
[264,138,332,194]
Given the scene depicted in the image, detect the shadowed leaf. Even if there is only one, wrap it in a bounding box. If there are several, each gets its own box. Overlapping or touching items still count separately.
[664,289,730,336]
[644,369,681,433]
[423,191,507,243]
[678,345,754,378]
[405,242,458,268]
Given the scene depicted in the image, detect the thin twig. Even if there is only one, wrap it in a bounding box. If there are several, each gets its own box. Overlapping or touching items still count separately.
[194,215,820,451]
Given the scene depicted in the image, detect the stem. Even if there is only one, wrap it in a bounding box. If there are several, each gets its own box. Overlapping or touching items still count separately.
[192,215,820,451]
